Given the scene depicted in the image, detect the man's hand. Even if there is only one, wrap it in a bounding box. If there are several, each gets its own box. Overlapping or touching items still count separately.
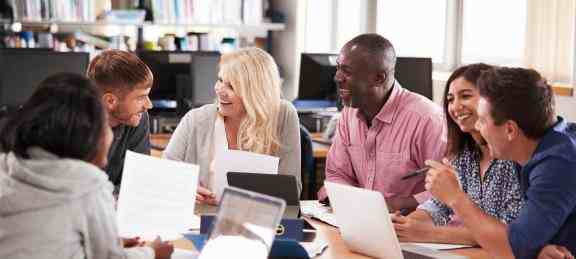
[392,212,436,242]
[152,236,174,259]
[123,236,145,248]
[196,186,218,205]
[424,159,466,207]
[538,245,574,259]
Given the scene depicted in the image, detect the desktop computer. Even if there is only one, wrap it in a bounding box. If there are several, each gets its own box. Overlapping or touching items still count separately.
[295,53,339,133]
[0,49,89,116]
[395,57,433,100]
[296,53,339,112]
[138,50,220,133]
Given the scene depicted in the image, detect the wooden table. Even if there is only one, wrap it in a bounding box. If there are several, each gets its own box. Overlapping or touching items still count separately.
[308,219,489,259]
[171,217,489,259]
[311,132,330,159]
[150,133,170,157]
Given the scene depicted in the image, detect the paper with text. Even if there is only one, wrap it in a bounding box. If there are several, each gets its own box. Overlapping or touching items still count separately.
[117,151,199,241]
[213,149,279,198]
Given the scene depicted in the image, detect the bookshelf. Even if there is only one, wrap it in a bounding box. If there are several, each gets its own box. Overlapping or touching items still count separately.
[1,0,285,51]
[1,20,285,34]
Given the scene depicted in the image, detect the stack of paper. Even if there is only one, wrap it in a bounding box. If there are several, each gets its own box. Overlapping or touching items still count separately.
[172,248,199,259]
[300,200,338,227]
[117,151,200,241]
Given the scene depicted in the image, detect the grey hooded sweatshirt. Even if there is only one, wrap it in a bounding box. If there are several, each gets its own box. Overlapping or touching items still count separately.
[0,148,154,259]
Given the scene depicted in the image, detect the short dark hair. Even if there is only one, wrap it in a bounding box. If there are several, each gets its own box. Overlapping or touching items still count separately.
[87,50,153,95]
[0,73,106,161]
[346,33,397,72]
[477,67,556,139]
[443,63,493,157]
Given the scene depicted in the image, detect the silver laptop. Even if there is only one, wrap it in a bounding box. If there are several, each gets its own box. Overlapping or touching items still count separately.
[200,186,286,258]
[325,181,404,259]
[324,181,468,259]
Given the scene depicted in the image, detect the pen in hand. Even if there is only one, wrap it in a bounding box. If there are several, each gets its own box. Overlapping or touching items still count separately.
[401,166,431,180]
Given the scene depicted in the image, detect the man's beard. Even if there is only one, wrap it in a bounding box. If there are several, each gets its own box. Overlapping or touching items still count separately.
[109,108,143,127]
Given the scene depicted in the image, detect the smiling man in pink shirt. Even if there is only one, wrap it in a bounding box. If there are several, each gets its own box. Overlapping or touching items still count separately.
[319,34,446,212]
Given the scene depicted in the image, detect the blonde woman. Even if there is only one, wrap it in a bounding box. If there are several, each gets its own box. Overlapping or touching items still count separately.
[163,47,301,204]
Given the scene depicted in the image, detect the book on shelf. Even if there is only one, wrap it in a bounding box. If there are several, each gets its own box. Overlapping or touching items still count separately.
[7,0,270,27]
[243,0,263,25]
[10,0,100,22]
[150,0,260,25]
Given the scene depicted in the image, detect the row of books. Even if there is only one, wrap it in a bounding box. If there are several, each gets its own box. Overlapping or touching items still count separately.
[8,0,267,25]
[9,0,99,22]
[150,0,264,25]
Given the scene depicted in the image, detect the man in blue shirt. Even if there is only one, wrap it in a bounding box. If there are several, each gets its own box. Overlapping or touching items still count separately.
[424,67,576,259]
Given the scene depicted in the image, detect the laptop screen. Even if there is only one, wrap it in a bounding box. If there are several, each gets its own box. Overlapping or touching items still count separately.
[227,172,300,206]
[200,186,286,258]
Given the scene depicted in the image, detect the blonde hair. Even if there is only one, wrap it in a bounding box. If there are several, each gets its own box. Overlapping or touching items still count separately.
[219,47,282,155]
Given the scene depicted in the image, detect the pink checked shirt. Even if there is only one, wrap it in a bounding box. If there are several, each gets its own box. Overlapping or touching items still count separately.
[321,83,446,202]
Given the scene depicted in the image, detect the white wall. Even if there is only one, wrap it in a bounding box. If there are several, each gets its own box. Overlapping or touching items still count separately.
[555,96,576,122]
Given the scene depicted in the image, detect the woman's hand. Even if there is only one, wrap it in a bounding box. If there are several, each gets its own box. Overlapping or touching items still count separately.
[122,236,145,248]
[196,186,218,205]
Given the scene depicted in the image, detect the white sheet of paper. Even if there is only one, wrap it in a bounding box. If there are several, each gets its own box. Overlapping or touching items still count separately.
[117,151,199,241]
[401,242,473,250]
[300,200,338,227]
[171,248,199,259]
[212,149,279,198]
[301,238,329,257]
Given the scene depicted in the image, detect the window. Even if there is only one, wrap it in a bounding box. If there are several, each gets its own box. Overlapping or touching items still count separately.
[303,0,334,53]
[335,0,364,50]
[377,0,447,63]
[303,0,366,53]
[461,0,527,66]
[304,0,573,84]
[377,0,529,69]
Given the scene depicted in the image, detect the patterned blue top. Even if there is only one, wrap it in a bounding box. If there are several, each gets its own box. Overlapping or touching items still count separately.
[419,147,523,225]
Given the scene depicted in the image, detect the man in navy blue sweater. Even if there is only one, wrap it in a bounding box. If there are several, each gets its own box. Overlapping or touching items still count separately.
[424,67,576,259]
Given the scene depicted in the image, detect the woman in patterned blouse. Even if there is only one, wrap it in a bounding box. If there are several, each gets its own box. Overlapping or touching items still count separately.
[391,63,523,245]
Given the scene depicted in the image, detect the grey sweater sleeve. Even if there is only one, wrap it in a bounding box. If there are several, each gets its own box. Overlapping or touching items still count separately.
[163,110,195,162]
[82,186,154,259]
[278,102,302,195]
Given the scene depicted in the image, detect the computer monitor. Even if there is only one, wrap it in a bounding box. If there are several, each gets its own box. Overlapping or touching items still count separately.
[395,57,433,100]
[138,51,220,116]
[296,53,338,110]
[138,51,193,114]
[0,49,89,111]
